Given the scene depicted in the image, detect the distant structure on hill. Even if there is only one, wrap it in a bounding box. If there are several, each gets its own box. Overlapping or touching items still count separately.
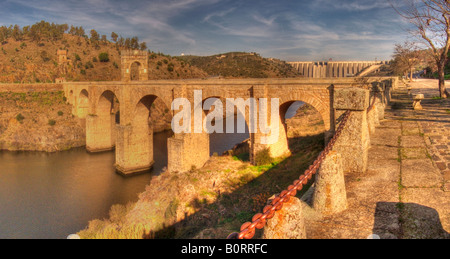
[288,61,390,78]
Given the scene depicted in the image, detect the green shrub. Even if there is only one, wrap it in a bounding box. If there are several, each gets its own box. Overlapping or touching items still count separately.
[167,63,175,72]
[99,52,109,62]
[85,61,94,69]
[57,111,64,116]
[254,148,273,166]
[48,119,56,126]
[16,113,25,123]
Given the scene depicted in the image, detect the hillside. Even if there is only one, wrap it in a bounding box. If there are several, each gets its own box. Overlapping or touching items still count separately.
[176,52,302,78]
[0,25,208,83]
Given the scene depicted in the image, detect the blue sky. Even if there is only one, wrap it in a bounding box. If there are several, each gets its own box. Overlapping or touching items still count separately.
[0,0,409,61]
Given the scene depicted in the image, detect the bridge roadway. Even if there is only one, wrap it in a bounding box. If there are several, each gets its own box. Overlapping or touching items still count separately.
[63,77,397,175]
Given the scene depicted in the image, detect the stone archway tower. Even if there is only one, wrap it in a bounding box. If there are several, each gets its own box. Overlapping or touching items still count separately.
[121,50,149,82]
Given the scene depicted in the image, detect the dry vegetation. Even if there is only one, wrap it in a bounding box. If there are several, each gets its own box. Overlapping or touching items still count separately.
[77,104,326,239]
[0,22,208,83]
[0,91,85,151]
[176,52,302,79]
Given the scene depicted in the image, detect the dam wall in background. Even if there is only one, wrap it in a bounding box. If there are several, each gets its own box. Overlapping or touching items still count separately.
[288,61,390,78]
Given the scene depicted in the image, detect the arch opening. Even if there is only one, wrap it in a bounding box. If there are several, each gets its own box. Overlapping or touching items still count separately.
[77,89,89,119]
[201,97,251,161]
[279,101,326,154]
[86,90,120,153]
[130,61,141,81]
[98,89,121,128]
[131,95,174,175]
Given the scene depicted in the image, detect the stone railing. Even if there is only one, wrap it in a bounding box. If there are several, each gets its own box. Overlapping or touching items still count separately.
[228,79,392,239]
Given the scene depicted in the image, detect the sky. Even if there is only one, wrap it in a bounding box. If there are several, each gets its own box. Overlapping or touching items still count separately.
[0,0,411,61]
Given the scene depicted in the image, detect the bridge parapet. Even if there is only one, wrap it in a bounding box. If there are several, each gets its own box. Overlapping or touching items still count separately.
[230,83,392,239]
[62,77,395,176]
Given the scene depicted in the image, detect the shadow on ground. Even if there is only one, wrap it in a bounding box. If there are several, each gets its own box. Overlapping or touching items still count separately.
[142,133,326,239]
[374,202,450,239]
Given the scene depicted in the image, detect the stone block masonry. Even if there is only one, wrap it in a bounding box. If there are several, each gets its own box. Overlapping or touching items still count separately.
[64,76,395,175]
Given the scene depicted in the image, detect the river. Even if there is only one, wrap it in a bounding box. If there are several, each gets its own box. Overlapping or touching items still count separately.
[0,101,303,239]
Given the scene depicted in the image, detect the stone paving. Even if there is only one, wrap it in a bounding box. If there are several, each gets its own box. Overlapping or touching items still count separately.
[410,79,450,191]
[303,79,450,239]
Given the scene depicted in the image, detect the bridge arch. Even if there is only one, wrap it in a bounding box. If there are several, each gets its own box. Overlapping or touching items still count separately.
[279,101,327,153]
[86,90,121,152]
[198,96,251,159]
[115,94,174,175]
[278,92,331,132]
[76,89,89,119]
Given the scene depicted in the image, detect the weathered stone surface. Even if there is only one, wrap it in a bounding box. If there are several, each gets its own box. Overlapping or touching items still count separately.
[401,135,426,148]
[401,188,450,238]
[263,197,307,239]
[66,77,392,175]
[370,128,401,147]
[402,159,442,188]
[333,109,370,174]
[378,119,402,129]
[334,87,370,111]
[401,148,429,160]
[367,107,377,135]
[369,145,399,160]
[306,79,450,239]
[313,151,348,215]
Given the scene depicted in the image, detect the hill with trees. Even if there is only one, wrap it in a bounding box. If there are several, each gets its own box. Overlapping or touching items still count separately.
[0,21,208,83]
[176,52,302,78]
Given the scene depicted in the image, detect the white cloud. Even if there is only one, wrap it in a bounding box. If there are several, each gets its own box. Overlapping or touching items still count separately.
[0,0,410,61]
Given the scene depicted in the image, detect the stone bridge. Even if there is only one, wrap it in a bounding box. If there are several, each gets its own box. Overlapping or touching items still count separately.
[288,61,390,78]
[63,76,397,176]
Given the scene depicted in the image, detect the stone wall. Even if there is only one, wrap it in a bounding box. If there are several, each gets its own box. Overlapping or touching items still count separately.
[0,83,63,93]
[64,77,397,175]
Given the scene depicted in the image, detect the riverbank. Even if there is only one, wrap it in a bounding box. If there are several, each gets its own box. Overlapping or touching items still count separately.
[77,103,327,239]
[0,91,86,152]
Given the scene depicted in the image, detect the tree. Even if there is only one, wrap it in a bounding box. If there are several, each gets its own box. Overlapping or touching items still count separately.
[111,32,118,43]
[99,52,109,62]
[12,24,22,41]
[90,29,99,42]
[392,41,422,81]
[140,41,147,51]
[130,36,139,49]
[391,0,450,98]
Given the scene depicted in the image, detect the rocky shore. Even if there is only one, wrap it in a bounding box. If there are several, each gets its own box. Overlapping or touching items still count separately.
[0,91,86,152]
[77,103,327,239]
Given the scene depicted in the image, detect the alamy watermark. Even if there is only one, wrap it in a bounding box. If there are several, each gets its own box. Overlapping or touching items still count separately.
[171,90,280,145]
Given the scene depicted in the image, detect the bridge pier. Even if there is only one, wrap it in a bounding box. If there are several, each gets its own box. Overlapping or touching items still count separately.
[115,123,154,176]
[332,88,370,174]
[86,114,116,152]
[167,132,210,173]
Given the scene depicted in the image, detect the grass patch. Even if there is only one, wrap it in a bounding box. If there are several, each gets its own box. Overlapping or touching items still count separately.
[77,120,327,239]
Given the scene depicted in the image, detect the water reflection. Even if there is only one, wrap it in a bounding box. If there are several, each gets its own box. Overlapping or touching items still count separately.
[0,148,152,239]
[0,103,305,239]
